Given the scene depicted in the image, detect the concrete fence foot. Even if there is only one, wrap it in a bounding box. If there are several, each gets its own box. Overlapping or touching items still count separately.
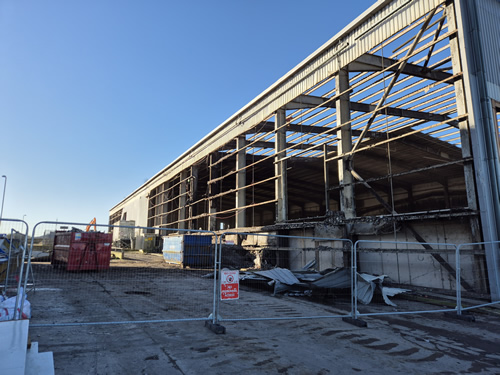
[205,320,226,334]
[342,317,368,327]
[443,311,475,322]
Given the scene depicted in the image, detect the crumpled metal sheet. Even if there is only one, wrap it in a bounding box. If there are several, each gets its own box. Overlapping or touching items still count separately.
[381,287,411,307]
[252,267,301,285]
[356,275,376,305]
[240,266,410,306]
[357,274,409,306]
[301,259,316,271]
[292,272,323,282]
[272,280,291,295]
[310,268,351,288]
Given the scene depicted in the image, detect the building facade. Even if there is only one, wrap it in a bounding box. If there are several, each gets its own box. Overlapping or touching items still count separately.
[110,0,500,298]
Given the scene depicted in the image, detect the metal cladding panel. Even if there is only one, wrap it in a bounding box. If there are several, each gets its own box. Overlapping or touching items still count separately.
[456,0,500,299]
[476,0,500,101]
[111,0,446,210]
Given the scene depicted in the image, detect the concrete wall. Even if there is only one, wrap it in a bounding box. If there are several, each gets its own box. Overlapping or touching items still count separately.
[288,228,347,272]
[357,221,481,291]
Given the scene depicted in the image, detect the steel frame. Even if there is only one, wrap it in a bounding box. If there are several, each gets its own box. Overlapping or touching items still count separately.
[110,0,500,298]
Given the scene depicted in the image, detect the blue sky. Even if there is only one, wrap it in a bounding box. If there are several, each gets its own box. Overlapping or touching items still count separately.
[0,0,375,229]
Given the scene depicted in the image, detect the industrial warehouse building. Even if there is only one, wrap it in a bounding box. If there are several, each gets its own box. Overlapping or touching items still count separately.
[110,0,500,300]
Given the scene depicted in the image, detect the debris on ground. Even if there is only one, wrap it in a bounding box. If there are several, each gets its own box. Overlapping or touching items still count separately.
[0,288,31,321]
[238,266,410,307]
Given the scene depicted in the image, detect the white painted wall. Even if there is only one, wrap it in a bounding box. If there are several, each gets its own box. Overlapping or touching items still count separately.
[110,190,149,237]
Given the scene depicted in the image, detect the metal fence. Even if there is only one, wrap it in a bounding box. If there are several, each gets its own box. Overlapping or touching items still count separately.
[213,231,353,323]
[4,219,498,330]
[25,221,218,327]
[353,240,459,319]
[455,241,500,316]
[0,218,30,320]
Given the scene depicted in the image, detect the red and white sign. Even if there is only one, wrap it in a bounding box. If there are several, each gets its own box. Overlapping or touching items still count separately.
[221,270,239,300]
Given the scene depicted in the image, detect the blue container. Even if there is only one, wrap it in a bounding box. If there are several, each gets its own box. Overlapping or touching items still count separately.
[162,235,213,268]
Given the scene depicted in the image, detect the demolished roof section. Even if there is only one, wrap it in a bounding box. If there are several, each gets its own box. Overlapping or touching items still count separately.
[239,267,410,307]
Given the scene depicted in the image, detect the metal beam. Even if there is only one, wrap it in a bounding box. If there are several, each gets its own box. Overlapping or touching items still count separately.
[350,7,439,156]
[250,140,337,153]
[285,94,457,126]
[246,121,384,138]
[405,224,474,292]
[350,101,457,126]
[112,0,443,211]
[349,53,453,82]
[351,163,475,292]
[245,121,275,135]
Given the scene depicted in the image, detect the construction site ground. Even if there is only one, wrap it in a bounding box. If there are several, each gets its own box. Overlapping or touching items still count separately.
[26,252,500,375]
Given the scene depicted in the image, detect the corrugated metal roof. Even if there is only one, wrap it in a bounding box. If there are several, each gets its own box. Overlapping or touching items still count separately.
[475,0,500,97]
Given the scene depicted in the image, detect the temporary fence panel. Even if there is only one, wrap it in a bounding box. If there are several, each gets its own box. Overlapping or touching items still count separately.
[26,221,218,327]
[456,242,500,314]
[354,240,459,318]
[0,219,29,293]
[0,218,30,321]
[214,231,353,323]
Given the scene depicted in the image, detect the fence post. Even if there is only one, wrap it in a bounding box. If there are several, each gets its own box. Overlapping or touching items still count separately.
[10,219,29,320]
[206,233,226,334]
[353,240,358,320]
[442,242,475,322]
[456,244,462,316]
[342,240,367,327]
[3,228,15,295]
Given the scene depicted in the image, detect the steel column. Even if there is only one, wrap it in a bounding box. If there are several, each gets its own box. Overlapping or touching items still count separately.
[179,170,188,230]
[336,69,356,219]
[323,144,330,212]
[236,136,247,228]
[189,165,198,230]
[275,109,288,222]
[453,0,500,299]
[208,154,218,231]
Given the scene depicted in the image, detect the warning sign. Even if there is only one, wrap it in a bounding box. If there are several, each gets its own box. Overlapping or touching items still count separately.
[221,270,239,300]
